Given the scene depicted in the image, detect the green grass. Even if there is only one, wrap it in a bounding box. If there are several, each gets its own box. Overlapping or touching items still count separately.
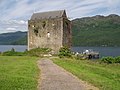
[52,58,120,90]
[0,56,39,90]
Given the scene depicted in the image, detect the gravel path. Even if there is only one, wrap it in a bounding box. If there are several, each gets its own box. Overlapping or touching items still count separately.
[37,58,99,90]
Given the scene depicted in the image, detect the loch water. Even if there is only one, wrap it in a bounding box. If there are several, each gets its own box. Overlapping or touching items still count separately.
[71,47,120,57]
[0,45,120,57]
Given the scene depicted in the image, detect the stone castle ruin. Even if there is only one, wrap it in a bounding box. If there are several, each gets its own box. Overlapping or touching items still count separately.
[28,10,71,53]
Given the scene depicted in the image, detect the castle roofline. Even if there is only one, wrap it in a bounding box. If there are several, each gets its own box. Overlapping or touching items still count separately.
[31,10,66,20]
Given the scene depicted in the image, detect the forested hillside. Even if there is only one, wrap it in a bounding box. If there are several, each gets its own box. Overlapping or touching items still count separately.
[72,14,120,46]
[0,31,27,45]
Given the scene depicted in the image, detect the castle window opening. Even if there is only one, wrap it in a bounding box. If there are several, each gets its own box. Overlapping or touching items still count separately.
[52,23,55,26]
[32,25,35,28]
[47,32,50,38]
[34,27,39,36]
[42,21,46,28]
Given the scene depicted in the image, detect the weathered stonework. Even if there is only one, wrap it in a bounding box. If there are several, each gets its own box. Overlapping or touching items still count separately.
[28,10,71,53]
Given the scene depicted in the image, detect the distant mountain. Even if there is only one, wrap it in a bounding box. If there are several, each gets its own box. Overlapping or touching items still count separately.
[0,14,120,46]
[0,31,27,45]
[72,14,120,47]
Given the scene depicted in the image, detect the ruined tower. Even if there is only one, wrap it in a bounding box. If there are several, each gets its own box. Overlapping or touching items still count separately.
[28,10,71,53]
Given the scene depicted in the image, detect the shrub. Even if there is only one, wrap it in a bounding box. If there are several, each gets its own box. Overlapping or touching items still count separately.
[2,48,26,56]
[101,57,114,63]
[11,48,15,52]
[27,48,52,57]
[114,56,120,63]
[0,52,2,56]
[101,56,120,64]
[2,51,26,56]
[1,48,52,57]
[58,46,72,58]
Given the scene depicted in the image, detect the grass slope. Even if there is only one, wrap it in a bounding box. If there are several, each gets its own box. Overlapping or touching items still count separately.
[0,56,39,90]
[53,58,120,90]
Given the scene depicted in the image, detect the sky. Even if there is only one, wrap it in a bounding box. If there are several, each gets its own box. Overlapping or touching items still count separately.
[0,0,120,33]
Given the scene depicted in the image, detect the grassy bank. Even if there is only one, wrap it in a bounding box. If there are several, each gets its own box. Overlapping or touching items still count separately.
[0,56,39,90]
[52,58,120,90]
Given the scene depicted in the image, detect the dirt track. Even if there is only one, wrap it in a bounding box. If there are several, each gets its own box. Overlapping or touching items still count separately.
[37,58,99,90]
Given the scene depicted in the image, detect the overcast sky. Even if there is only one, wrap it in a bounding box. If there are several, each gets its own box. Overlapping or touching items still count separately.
[0,0,120,33]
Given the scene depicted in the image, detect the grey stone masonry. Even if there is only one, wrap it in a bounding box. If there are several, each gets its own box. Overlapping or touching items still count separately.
[28,10,72,53]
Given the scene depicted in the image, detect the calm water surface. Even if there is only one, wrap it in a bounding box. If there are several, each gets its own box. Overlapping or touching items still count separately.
[71,47,120,57]
[0,45,27,52]
[0,45,120,57]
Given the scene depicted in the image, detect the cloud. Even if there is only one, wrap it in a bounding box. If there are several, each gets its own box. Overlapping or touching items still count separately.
[19,20,27,25]
[8,20,27,25]
[2,27,17,33]
[0,0,120,33]
[0,20,27,33]
[106,0,120,14]
[6,27,16,31]
[1,0,120,20]
[68,0,105,18]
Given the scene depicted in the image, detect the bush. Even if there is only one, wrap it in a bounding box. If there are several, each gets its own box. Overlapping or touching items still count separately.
[1,48,52,57]
[58,46,72,58]
[114,56,120,63]
[27,48,52,57]
[2,48,26,56]
[2,51,26,56]
[101,56,120,64]
[0,52,2,56]
[101,57,114,63]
